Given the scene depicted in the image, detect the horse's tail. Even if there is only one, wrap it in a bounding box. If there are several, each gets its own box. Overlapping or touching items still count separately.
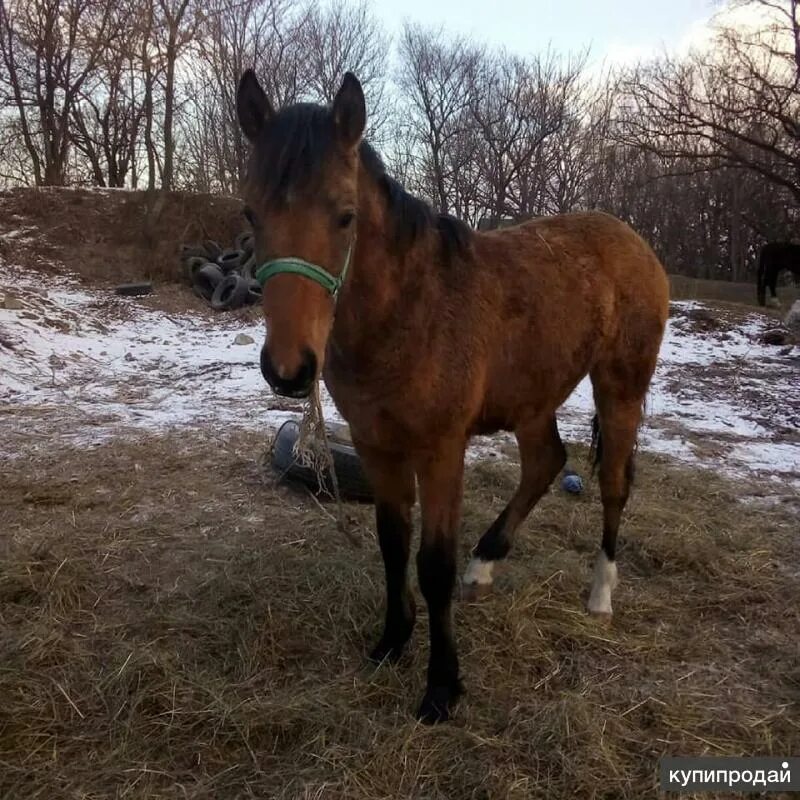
[756,247,768,306]
[588,406,641,479]
[589,413,603,474]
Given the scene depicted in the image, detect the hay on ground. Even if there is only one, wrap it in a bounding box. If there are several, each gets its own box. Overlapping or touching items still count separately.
[0,428,798,799]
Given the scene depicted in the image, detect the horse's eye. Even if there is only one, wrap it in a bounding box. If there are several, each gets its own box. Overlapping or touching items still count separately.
[338,211,356,229]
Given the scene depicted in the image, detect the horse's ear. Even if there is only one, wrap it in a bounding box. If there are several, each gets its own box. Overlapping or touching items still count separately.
[237,69,273,141]
[332,72,366,149]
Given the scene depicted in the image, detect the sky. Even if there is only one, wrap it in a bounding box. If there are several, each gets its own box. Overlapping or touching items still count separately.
[372,0,720,67]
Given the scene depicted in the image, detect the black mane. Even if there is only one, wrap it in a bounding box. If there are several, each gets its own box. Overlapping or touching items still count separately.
[249,102,471,260]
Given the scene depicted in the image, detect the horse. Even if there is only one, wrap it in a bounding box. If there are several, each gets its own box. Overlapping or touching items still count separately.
[756,242,800,306]
[236,69,670,723]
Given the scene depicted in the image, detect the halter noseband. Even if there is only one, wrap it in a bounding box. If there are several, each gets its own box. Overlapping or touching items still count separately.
[255,241,354,300]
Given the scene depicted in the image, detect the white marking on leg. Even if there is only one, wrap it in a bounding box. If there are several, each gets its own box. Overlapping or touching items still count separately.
[463,557,494,587]
[587,551,618,616]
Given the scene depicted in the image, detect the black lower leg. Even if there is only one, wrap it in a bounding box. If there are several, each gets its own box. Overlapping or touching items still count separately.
[370,502,415,663]
[471,422,565,566]
[600,456,633,561]
[416,538,463,723]
[601,513,619,561]
[472,506,511,561]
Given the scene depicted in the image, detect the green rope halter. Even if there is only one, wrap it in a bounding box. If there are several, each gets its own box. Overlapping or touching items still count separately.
[255,241,354,299]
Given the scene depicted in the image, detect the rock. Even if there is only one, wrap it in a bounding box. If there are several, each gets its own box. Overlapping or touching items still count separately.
[1,294,25,310]
[124,352,136,362]
[761,328,788,346]
[233,333,255,345]
[783,299,800,335]
[684,306,723,332]
[45,318,70,333]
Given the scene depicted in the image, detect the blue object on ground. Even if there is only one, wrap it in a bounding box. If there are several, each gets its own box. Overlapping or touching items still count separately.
[561,470,584,494]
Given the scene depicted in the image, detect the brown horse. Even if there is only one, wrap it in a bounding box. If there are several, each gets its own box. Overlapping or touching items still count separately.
[237,70,670,723]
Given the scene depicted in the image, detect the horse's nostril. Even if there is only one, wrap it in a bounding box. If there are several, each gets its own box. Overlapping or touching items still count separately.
[260,347,275,384]
[297,348,317,387]
[260,346,317,397]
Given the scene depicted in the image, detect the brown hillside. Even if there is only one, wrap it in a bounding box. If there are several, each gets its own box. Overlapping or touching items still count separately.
[0,187,244,285]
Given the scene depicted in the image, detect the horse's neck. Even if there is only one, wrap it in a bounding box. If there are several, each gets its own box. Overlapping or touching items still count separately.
[329,216,442,369]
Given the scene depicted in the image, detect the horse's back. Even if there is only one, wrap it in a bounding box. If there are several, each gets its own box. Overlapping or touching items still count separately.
[473,211,669,422]
[477,210,669,330]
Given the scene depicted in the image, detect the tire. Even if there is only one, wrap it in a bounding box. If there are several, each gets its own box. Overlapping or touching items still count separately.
[203,239,222,261]
[180,244,208,262]
[271,419,373,502]
[192,263,225,301]
[114,282,153,297]
[211,273,251,310]
[236,232,254,255]
[246,279,261,305]
[184,255,209,283]
[240,253,258,282]
[218,249,244,273]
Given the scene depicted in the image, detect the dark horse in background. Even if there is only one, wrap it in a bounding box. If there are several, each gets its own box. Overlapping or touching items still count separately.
[756,242,800,306]
[236,70,669,722]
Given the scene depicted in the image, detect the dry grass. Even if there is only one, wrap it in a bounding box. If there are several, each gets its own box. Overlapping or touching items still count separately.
[1,429,798,800]
[669,273,799,310]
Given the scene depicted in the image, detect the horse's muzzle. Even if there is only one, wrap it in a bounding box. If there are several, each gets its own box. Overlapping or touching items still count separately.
[260,346,317,398]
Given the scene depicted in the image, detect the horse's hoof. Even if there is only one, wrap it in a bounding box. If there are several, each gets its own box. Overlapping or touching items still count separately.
[587,606,613,624]
[416,679,464,724]
[461,581,492,602]
[368,608,415,665]
[368,639,406,665]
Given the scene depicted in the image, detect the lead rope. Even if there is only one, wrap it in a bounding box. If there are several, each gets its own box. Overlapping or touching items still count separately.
[284,233,360,547]
[293,380,361,548]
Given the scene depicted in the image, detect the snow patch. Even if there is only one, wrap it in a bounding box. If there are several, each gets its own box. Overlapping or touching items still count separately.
[1,264,798,491]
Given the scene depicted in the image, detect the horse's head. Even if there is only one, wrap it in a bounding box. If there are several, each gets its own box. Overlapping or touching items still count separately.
[237,69,366,398]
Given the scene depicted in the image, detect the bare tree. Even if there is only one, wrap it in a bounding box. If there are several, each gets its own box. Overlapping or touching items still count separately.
[152,0,200,190]
[299,0,389,139]
[469,48,586,219]
[70,3,148,187]
[396,24,481,214]
[0,113,36,185]
[193,0,306,192]
[619,2,800,203]
[137,0,160,190]
[548,70,612,213]
[0,0,121,185]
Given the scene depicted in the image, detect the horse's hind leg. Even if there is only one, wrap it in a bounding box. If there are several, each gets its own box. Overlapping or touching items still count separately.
[463,416,566,598]
[587,391,643,618]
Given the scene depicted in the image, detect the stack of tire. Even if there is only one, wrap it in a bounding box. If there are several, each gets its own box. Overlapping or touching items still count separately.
[181,232,261,311]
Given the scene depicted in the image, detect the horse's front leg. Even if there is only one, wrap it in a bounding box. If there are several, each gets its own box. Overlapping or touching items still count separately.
[414,440,466,723]
[356,443,417,663]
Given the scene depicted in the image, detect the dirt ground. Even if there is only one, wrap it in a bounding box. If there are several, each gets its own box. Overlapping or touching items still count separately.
[0,187,244,286]
[1,428,798,800]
